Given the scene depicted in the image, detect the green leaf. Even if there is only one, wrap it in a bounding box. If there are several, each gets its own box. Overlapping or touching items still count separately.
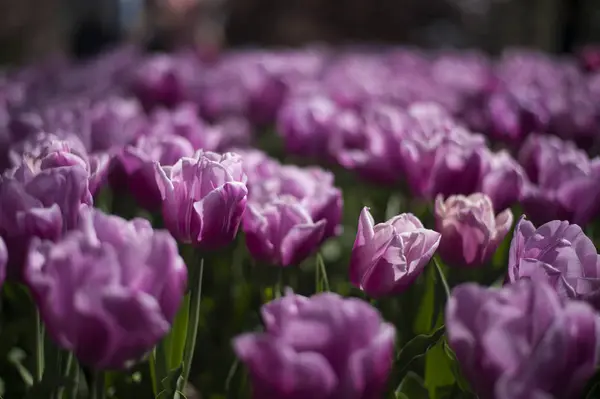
[7,348,33,387]
[442,340,472,393]
[395,325,446,380]
[24,376,74,399]
[433,385,457,399]
[586,382,600,399]
[395,393,410,399]
[156,391,187,399]
[397,371,429,399]
[413,265,436,335]
[424,342,456,398]
[432,257,450,300]
[164,295,190,370]
[162,365,184,391]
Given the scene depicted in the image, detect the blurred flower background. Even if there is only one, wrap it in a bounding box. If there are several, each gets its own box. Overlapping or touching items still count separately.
[1,1,600,399]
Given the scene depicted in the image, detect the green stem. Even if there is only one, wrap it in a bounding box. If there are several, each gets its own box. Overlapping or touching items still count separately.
[274,268,283,299]
[317,253,330,292]
[153,340,169,391]
[68,363,80,399]
[148,350,158,396]
[57,352,73,399]
[433,256,451,299]
[315,255,321,293]
[179,257,205,391]
[35,311,44,382]
[91,371,105,399]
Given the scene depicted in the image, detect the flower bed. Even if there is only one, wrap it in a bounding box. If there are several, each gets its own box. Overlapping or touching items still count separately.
[0,44,599,399]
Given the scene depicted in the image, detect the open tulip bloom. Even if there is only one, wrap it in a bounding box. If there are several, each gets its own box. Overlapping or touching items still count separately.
[349,207,441,297]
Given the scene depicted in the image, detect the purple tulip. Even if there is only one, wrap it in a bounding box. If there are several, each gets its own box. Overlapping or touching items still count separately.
[0,164,92,279]
[118,134,195,211]
[518,134,600,225]
[435,193,513,268]
[195,62,250,122]
[486,91,523,143]
[399,119,489,199]
[446,279,600,399]
[154,150,248,248]
[244,64,288,125]
[243,199,326,267]
[149,104,214,151]
[349,207,441,297]
[89,96,146,152]
[149,104,251,152]
[277,92,339,158]
[506,216,600,309]
[9,132,111,196]
[233,291,396,399]
[9,132,88,169]
[131,55,192,109]
[0,237,6,287]
[335,106,403,185]
[478,150,526,213]
[24,207,187,370]
[235,149,280,184]
[248,165,343,240]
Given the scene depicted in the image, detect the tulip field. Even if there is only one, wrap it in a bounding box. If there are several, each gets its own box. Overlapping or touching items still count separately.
[1,45,600,399]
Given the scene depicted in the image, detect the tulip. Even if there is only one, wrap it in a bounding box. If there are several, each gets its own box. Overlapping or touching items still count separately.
[154,150,248,248]
[131,55,190,109]
[249,165,343,240]
[9,132,88,169]
[235,149,280,184]
[518,134,600,225]
[349,207,441,297]
[24,207,187,369]
[118,134,195,211]
[446,280,600,399]
[399,123,489,199]
[89,96,146,152]
[277,92,338,158]
[9,132,110,196]
[506,216,600,308]
[0,164,93,278]
[243,199,326,267]
[335,108,401,185]
[196,62,251,122]
[233,291,396,399]
[149,104,214,151]
[478,150,525,213]
[0,237,6,287]
[435,193,513,268]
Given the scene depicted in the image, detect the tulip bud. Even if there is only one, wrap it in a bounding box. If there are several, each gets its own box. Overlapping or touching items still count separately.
[349,207,441,297]
[507,216,600,309]
[446,280,600,399]
[154,150,248,248]
[243,199,326,267]
[435,193,513,268]
[24,207,187,370]
[233,291,396,399]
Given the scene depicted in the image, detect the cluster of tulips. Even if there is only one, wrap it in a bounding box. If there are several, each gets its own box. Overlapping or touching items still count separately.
[0,44,599,399]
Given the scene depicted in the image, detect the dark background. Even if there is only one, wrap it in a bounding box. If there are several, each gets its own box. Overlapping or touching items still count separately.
[0,0,598,64]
